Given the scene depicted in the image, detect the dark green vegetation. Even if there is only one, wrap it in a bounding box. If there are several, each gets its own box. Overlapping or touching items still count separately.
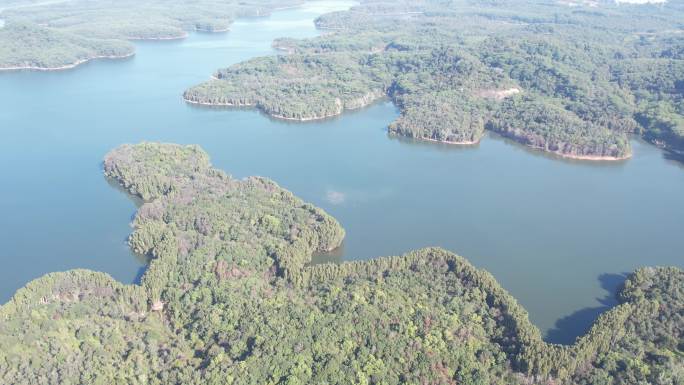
[0,0,303,69]
[0,143,681,384]
[0,21,134,69]
[185,0,684,159]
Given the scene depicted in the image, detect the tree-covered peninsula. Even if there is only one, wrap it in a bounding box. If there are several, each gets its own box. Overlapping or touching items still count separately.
[0,21,134,70]
[0,142,681,384]
[0,0,303,70]
[185,0,684,159]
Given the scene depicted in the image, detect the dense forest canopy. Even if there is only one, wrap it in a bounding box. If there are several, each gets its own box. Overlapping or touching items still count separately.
[185,0,684,159]
[0,142,681,384]
[0,0,303,69]
[1,0,683,383]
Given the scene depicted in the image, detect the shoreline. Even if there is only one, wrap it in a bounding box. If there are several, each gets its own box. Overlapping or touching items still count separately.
[407,135,481,146]
[0,52,135,72]
[550,151,632,161]
[0,1,361,73]
[270,110,343,121]
[129,31,189,41]
[0,1,301,73]
[0,26,223,73]
[184,96,343,121]
[195,27,230,33]
[183,97,256,108]
[184,97,381,122]
[265,94,384,121]
[492,131,634,161]
[185,92,633,161]
[398,132,632,159]
[528,144,633,161]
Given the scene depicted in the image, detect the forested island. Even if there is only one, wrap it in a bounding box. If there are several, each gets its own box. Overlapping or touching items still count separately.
[0,142,680,384]
[185,0,684,159]
[0,0,303,70]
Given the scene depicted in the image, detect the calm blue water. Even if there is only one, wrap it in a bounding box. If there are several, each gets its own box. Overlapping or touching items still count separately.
[0,1,682,343]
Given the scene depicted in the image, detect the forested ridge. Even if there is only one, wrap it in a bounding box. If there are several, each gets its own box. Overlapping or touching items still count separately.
[0,0,303,70]
[0,20,134,69]
[185,0,684,159]
[0,142,681,384]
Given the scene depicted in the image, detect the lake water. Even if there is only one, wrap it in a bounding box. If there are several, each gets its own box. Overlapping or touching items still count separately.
[0,1,682,344]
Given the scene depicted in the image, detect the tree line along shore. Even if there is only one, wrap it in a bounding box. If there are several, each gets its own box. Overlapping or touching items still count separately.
[0,0,304,70]
[0,142,681,384]
[4,0,682,160]
[184,0,684,160]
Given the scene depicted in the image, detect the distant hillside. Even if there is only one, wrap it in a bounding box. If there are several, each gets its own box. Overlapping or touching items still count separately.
[0,0,304,69]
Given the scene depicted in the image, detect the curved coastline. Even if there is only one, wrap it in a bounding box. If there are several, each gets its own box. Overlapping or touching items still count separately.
[0,52,135,71]
[1,31,192,72]
[270,110,344,121]
[390,130,634,157]
[183,97,256,108]
[184,91,635,160]
[128,31,190,41]
[0,1,302,73]
[0,0,680,378]
[522,142,633,161]
[195,27,230,33]
[1,142,679,383]
[396,134,482,146]
[550,151,632,161]
[184,96,343,120]
[183,94,384,121]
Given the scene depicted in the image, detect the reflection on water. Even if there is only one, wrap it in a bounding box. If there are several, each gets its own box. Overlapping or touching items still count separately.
[388,133,483,153]
[104,175,145,209]
[490,132,632,167]
[312,244,346,265]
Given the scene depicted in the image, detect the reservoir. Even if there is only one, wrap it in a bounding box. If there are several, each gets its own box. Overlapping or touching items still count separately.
[0,0,682,344]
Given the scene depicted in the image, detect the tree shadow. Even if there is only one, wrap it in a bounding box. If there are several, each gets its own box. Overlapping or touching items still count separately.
[133,264,149,285]
[487,131,631,167]
[310,242,346,265]
[104,174,145,208]
[387,133,483,154]
[663,149,684,168]
[545,272,629,345]
[184,96,392,127]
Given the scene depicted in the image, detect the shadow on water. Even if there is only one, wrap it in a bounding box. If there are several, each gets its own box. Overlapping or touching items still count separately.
[489,131,633,167]
[104,173,151,284]
[310,243,346,265]
[104,174,145,208]
[132,256,153,284]
[388,130,636,167]
[663,149,684,168]
[545,272,629,345]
